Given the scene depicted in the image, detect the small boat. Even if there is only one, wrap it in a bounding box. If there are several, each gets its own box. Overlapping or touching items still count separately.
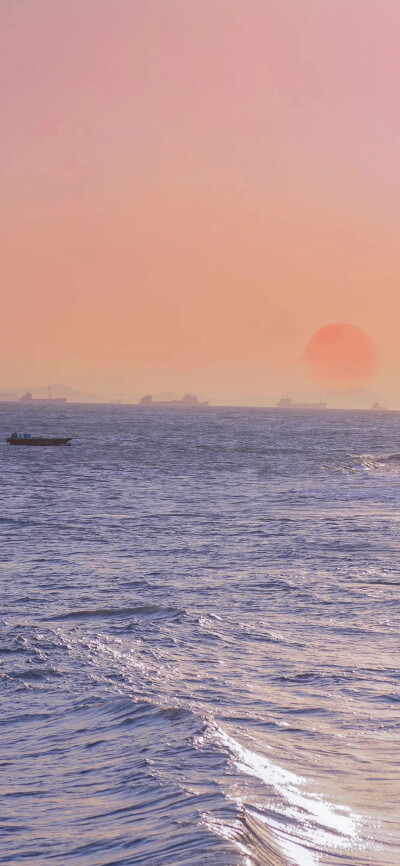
[6,433,71,446]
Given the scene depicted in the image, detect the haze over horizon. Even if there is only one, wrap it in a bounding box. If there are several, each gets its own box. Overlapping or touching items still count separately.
[2,0,400,406]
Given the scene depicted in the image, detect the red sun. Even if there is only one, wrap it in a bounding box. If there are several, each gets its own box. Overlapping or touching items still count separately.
[304,323,378,389]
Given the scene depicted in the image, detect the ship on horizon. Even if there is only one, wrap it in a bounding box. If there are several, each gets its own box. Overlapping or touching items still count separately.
[371,401,389,411]
[20,388,67,404]
[276,397,327,410]
[139,393,209,407]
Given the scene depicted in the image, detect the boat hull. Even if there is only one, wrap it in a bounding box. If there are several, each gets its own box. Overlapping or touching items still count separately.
[6,437,71,446]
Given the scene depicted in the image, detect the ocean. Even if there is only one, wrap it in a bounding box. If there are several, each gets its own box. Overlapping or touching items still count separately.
[1,404,399,866]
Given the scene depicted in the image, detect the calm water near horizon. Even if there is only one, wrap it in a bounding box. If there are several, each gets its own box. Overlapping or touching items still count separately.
[1,404,399,865]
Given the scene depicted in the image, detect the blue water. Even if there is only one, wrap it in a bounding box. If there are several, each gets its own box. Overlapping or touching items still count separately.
[1,404,399,865]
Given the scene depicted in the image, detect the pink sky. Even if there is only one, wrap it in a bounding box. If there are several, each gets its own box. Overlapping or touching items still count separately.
[2,0,400,404]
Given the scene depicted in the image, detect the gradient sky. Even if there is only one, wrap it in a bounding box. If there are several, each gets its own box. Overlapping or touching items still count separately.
[2,0,400,404]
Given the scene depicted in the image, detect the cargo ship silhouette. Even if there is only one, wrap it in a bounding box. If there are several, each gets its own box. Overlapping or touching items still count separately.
[20,388,67,404]
[139,394,209,407]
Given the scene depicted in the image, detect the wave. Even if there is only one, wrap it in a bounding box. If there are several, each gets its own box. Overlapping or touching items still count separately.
[207,727,370,866]
[51,630,379,865]
[242,811,302,866]
[47,603,185,623]
[350,452,400,472]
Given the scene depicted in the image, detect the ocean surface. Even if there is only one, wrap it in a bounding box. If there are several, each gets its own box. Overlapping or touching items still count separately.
[1,404,400,866]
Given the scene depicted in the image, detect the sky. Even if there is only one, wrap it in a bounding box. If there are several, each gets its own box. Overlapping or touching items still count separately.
[2,0,400,405]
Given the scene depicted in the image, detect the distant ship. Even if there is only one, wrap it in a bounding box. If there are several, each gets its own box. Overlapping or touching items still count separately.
[276,397,327,410]
[20,388,67,404]
[139,393,209,407]
[371,402,388,411]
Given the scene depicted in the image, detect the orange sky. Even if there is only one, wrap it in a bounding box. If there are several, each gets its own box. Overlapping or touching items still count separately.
[2,0,400,404]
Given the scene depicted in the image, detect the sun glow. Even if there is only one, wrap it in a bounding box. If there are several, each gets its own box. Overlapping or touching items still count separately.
[304,324,378,390]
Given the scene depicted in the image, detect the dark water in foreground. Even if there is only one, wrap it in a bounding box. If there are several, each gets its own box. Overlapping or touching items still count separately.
[1,404,400,866]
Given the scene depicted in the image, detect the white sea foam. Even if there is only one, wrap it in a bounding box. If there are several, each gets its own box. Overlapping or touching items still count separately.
[212,727,364,866]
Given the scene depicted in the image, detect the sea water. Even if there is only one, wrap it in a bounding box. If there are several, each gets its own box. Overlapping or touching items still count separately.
[1,404,399,865]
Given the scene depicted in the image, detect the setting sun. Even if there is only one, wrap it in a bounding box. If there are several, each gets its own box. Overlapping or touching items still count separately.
[303,323,378,390]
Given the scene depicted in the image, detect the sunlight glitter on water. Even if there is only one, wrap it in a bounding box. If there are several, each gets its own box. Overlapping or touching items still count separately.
[211,728,369,865]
